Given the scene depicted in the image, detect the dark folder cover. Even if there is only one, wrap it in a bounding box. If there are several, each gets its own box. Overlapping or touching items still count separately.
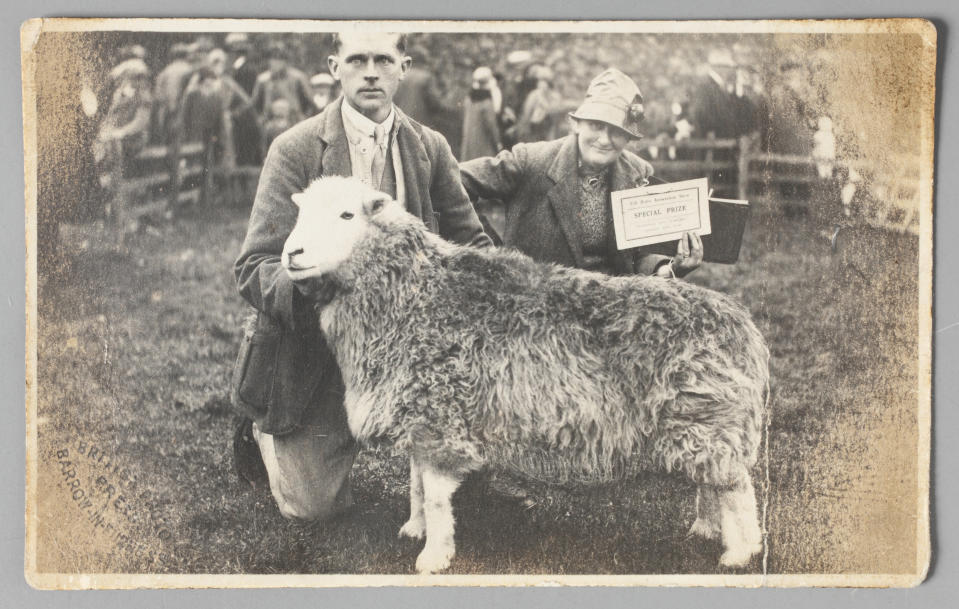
[646,197,750,264]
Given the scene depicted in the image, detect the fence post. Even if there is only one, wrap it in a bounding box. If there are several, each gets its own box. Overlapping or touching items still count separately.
[200,138,215,206]
[166,141,180,210]
[737,135,750,201]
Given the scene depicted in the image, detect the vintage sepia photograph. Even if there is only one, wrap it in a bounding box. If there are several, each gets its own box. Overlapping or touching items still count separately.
[22,18,934,588]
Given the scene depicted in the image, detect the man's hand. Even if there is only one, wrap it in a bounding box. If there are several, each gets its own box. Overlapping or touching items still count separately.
[293,275,337,305]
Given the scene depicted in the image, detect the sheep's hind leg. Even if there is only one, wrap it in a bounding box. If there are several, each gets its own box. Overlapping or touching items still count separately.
[415,466,462,574]
[398,456,426,540]
[688,484,721,541]
[717,476,763,568]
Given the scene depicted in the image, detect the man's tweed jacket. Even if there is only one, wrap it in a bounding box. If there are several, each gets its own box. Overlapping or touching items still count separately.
[233,97,491,435]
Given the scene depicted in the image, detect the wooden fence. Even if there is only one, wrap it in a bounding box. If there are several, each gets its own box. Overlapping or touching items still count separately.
[108,133,920,237]
[104,139,262,234]
[635,136,921,235]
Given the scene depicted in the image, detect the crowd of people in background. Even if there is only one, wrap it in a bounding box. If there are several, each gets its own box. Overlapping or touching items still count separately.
[92,33,842,207]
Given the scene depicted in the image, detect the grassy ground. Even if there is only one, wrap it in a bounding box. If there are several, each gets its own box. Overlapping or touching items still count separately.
[32,197,921,576]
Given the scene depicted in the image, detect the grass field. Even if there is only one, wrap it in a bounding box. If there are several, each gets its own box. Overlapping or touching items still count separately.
[32,197,922,577]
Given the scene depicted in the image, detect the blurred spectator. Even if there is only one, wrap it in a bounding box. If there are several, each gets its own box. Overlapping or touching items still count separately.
[671,101,694,141]
[226,33,259,95]
[688,48,757,140]
[687,48,758,194]
[813,116,837,179]
[225,34,264,165]
[497,50,533,147]
[191,37,215,67]
[308,72,337,116]
[511,64,562,142]
[251,43,316,125]
[152,42,194,144]
[393,44,455,136]
[262,98,295,150]
[94,45,153,188]
[666,100,695,160]
[500,54,532,111]
[180,49,253,171]
[460,66,503,161]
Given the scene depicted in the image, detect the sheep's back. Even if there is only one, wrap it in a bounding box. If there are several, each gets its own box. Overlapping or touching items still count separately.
[379,246,768,482]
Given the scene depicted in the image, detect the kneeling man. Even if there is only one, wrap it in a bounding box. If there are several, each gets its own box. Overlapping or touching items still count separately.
[232,31,491,521]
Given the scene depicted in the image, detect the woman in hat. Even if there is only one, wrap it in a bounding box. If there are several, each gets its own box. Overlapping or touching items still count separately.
[460,68,702,277]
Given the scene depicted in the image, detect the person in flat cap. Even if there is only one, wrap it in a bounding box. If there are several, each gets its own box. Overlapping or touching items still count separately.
[461,67,702,278]
[251,42,316,124]
[308,71,337,116]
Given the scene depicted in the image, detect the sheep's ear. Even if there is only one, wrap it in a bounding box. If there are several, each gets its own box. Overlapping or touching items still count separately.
[291,193,305,207]
[362,194,390,217]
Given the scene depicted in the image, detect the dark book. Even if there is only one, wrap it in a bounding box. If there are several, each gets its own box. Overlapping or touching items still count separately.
[645,197,750,264]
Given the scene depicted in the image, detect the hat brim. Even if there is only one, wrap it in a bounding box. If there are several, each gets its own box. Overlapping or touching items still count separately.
[569,105,642,139]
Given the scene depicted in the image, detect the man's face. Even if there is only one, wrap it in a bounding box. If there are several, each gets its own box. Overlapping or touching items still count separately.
[328,33,410,121]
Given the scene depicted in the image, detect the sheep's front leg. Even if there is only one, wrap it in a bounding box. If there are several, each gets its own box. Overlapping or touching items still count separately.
[398,457,426,540]
[415,466,461,574]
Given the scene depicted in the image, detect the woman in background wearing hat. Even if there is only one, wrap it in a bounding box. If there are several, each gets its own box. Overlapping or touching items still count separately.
[460,68,702,278]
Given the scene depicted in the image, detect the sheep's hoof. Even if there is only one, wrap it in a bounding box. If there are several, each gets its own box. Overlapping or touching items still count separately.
[415,544,454,574]
[719,545,761,568]
[688,518,721,540]
[398,518,426,540]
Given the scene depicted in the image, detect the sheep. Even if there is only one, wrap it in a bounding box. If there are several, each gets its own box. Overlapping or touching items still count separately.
[282,176,770,574]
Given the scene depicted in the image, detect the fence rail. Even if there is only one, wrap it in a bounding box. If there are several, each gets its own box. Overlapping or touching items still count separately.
[634,136,921,235]
[108,134,921,237]
[105,139,262,234]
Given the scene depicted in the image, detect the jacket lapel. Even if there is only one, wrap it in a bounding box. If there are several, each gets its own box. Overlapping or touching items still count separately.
[546,135,586,268]
[394,108,432,219]
[317,97,352,178]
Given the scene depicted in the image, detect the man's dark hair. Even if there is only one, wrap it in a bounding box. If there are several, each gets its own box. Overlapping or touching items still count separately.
[330,32,408,56]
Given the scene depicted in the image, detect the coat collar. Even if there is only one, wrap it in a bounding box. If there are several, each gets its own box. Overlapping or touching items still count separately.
[545,135,587,268]
[546,134,651,272]
[317,97,352,178]
[393,105,432,219]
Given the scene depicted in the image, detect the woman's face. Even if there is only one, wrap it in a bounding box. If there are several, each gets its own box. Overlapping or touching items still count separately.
[573,119,631,171]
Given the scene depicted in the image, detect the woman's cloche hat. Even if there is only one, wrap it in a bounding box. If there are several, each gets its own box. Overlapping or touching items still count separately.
[569,68,645,139]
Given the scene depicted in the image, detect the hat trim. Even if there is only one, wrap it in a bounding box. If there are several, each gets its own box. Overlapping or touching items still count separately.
[569,100,642,139]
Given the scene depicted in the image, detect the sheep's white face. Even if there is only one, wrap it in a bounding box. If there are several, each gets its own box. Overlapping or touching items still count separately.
[282,177,394,280]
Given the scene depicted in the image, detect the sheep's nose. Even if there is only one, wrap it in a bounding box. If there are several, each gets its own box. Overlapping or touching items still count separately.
[288,247,304,257]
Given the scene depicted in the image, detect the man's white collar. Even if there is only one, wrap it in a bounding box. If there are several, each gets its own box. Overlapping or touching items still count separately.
[341,100,396,141]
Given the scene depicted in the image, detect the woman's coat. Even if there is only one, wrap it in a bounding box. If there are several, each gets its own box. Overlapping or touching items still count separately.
[460,134,670,275]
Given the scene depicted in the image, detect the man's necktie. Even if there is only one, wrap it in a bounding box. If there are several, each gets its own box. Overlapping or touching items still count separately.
[371,124,387,188]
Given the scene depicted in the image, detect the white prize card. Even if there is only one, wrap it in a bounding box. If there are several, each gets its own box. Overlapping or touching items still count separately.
[611,177,711,250]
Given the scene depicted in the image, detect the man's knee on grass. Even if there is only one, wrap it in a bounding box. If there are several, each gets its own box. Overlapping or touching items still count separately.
[272,481,346,523]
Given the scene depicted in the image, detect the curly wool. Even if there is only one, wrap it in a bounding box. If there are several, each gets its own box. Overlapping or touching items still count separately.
[319,209,768,488]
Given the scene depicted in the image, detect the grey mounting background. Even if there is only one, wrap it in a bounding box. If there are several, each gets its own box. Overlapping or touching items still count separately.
[5,1,955,607]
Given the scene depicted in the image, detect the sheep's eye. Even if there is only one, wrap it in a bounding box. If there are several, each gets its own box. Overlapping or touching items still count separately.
[340,211,354,220]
